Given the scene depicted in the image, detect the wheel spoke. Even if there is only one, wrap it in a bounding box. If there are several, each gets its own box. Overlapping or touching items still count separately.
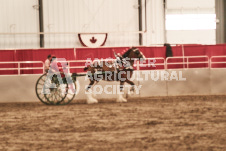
[36,74,77,105]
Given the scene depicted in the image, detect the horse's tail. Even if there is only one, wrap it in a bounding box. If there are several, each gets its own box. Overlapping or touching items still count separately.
[84,66,89,71]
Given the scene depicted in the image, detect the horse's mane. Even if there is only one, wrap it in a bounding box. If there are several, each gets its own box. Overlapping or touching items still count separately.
[122,48,135,58]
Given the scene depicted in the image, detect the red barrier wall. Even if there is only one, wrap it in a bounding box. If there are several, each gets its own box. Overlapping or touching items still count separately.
[1,44,226,74]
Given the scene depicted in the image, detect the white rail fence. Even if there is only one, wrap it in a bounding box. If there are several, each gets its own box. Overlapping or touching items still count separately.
[210,56,226,68]
[1,56,226,75]
[0,61,44,75]
[166,56,209,69]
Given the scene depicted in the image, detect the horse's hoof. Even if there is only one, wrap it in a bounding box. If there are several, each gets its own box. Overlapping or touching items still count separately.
[87,101,98,104]
[87,98,98,104]
[122,98,127,102]
[87,96,98,104]
[116,97,127,103]
[116,93,127,103]
[86,93,98,104]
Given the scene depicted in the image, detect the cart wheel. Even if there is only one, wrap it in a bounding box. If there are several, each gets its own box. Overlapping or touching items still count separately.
[44,83,67,105]
[35,74,77,105]
[35,74,66,105]
[56,81,77,105]
[35,74,50,105]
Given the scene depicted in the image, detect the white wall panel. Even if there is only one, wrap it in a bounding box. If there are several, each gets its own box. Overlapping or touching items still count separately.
[144,0,165,45]
[0,0,166,48]
[167,30,216,44]
[166,0,216,44]
[0,0,216,48]
[0,0,39,48]
[43,0,139,47]
[167,0,215,10]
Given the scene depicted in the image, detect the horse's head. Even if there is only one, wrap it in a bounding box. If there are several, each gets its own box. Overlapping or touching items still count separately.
[122,47,145,61]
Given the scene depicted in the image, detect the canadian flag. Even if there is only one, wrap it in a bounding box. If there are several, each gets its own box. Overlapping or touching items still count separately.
[78,33,108,48]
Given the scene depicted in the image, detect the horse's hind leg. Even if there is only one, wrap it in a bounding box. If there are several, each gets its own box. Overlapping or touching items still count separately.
[116,81,127,103]
[86,80,98,104]
[86,80,95,91]
[125,79,135,92]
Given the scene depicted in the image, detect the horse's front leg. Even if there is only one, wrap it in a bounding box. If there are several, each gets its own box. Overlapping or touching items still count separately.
[125,79,135,92]
[116,81,127,103]
[86,80,98,104]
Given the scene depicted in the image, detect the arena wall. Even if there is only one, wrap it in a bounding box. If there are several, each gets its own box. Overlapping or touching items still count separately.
[0,75,40,103]
[167,69,211,96]
[0,68,225,103]
[210,68,226,95]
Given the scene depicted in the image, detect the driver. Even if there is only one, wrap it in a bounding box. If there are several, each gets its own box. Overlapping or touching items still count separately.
[48,56,75,94]
[44,54,52,73]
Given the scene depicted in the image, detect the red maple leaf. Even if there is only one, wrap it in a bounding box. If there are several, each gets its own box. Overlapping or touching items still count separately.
[90,37,97,43]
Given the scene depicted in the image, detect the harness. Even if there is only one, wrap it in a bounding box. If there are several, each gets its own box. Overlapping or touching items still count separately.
[113,51,133,72]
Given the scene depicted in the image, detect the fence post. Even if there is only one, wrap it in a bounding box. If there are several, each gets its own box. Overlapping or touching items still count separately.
[182,45,185,68]
[18,63,20,75]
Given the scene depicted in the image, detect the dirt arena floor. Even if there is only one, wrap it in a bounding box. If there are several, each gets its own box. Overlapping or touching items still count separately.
[0,96,226,151]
